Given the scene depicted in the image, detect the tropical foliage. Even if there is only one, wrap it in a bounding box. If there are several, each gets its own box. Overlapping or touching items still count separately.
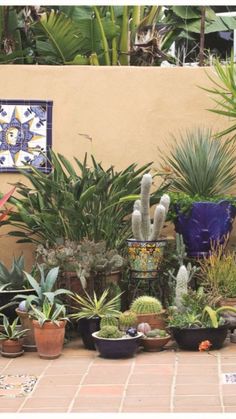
[6,152,167,250]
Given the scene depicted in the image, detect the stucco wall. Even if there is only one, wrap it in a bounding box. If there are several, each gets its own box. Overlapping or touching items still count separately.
[0,65,233,269]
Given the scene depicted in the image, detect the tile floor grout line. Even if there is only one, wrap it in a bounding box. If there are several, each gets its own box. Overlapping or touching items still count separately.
[170,351,178,413]
[218,352,225,413]
[0,358,14,373]
[118,358,136,413]
[67,356,96,413]
[16,360,53,413]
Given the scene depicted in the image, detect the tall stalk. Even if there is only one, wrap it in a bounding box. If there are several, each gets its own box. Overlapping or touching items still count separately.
[119,6,129,65]
[110,6,118,65]
[93,6,111,65]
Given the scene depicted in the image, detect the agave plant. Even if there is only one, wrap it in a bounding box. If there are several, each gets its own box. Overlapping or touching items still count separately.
[0,255,25,291]
[162,127,236,197]
[0,315,29,340]
[69,289,122,320]
[30,301,68,326]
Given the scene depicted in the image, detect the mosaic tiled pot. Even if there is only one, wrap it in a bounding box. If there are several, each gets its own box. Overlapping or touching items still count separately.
[127,239,166,279]
[174,201,236,258]
[33,320,66,359]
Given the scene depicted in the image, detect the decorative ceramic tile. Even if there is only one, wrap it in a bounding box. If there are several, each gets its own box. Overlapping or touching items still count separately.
[222,373,236,384]
[0,374,37,397]
[0,100,52,172]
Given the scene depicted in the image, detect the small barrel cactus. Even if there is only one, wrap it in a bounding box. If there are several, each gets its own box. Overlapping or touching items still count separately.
[100,315,119,328]
[119,311,138,329]
[130,296,163,314]
[146,329,167,338]
[97,326,123,339]
[137,322,151,335]
[132,173,170,241]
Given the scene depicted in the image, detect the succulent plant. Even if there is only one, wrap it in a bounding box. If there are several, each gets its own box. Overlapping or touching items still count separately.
[119,310,138,329]
[137,322,151,335]
[146,329,168,338]
[100,315,119,328]
[0,255,25,291]
[130,296,163,314]
[97,326,123,339]
[132,173,170,241]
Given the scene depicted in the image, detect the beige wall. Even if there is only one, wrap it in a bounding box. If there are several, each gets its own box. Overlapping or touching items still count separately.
[0,65,233,269]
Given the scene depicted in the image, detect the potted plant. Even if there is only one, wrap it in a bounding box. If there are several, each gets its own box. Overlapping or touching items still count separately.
[15,265,72,352]
[92,325,142,358]
[127,173,170,279]
[69,289,122,350]
[0,315,29,358]
[138,324,171,352]
[130,295,166,329]
[162,127,236,257]
[0,255,35,322]
[168,287,236,350]
[30,301,68,359]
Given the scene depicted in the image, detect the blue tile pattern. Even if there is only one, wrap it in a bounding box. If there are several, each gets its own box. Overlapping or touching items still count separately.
[0,100,53,173]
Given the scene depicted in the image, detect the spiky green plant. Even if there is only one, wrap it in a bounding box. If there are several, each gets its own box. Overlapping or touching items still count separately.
[100,315,119,328]
[97,325,123,339]
[163,127,236,197]
[69,289,122,320]
[0,255,25,291]
[0,315,29,340]
[30,301,68,326]
[119,310,138,329]
[130,296,162,314]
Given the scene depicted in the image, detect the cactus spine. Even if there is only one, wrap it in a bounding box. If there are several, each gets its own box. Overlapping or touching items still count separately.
[130,295,163,314]
[119,310,138,329]
[132,173,170,241]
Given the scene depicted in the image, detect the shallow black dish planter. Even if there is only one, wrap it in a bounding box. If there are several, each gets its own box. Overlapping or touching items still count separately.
[174,200,236,258]
[78,317,101,350]
[170,324,229,351]
[92,332,143,358]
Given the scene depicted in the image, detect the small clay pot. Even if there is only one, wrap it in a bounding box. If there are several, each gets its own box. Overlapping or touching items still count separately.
[141,335,171,352]
[15,309,37,352]
[1,339,24,357]
[33,320,66,359]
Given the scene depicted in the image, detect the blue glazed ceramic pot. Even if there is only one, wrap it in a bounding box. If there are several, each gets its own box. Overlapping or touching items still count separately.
[174,200,236,257]
[92,331,143,358]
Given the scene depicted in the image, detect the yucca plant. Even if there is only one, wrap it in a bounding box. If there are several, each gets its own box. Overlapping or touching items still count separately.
[203,56,236,140]
[163,127,236,198]
[69,289,122,320]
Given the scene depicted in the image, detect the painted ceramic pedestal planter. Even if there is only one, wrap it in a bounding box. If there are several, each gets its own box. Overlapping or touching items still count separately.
[174,201,236,258]
[127,239,166,279]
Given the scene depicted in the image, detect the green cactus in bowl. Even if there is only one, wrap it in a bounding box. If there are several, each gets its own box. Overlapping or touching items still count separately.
[146,329,168,338]
[130,296,163,314]
[97,326,123,339]
[100,315,119,328]
[119,310,138,330]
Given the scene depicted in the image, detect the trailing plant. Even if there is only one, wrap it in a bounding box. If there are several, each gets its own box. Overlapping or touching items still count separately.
[30,301,68,326]
[0,315,29,340]
[69,289,122,320]
[97,325,123,339]
[130,295,163,314]
[131,173,170,241]
[0,255,26,291]
[162,127,236,199]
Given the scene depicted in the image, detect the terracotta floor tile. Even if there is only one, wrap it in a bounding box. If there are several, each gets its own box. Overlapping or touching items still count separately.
[224,406,236,412]
[122,395,170,409]
[23,397,72,409]
[3,367,46,375]
[174,395,221,408]
[221,365,236,373]
[173,406,223,412]
[19,408,69,412]
[83,373,128,385]
[125,384,171,396]
[38,374,83,385]
[223,395,236,406]
[133,365,174,375]
[222,384,236,394]
[221,356,236,364]
[175,384,220,395]
[177,365,218,375]
[122,406,171,412]
[93,357,133,365]
[177,354,218,364]
[44,365,88,375]
[176,374,219,385]
[31,384,78,398]
[79,385,124,396]
[0,398,25,409]
[129,374,172,385]
[72,396,121,411]
[135,352,175,364]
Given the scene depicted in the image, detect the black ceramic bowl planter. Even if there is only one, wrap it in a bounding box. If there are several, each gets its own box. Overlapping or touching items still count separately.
[78,317,101,350]
[92,331,143,358]
[170,324,229,351]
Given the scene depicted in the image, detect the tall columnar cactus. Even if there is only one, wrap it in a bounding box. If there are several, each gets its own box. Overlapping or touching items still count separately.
[132,173,170,241]
[175,265,189,311]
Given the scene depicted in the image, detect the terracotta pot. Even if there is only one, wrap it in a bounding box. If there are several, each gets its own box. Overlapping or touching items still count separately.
[1,339,24,358]
[105,270,122,285]
[15,308,37,352]
[219,297,236,307]
[136,310,167,330]
[33,320,66,359]
[141,335,171,352]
